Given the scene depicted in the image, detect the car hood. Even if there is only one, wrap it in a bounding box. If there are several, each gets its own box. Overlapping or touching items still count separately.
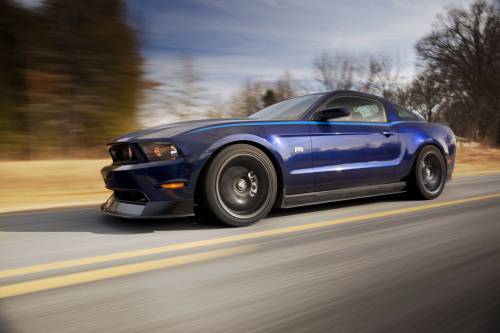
[113,118,252,142]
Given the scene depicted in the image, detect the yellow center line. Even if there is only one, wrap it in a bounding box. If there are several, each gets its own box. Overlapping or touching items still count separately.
[1,192,499,280]
[0,245,255,299]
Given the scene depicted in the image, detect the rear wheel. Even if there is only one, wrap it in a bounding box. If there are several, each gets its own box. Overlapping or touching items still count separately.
[408,145,446,199]
[203,144,277,227]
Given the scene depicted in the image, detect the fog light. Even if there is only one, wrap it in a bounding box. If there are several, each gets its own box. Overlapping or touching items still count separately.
[161,182,185,189]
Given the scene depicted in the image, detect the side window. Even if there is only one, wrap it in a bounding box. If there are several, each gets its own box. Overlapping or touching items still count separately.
[394,105,423,121]
[323,97,387,123]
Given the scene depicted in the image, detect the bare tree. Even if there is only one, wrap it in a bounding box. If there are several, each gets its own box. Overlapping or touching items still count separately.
[139,54,210,125]
[313,51,359,91]
[230,79,264,117]
[171,54,207,118]
[338,58,355,90]
[313,51,336,91]
[229,70,299,116]
[416,0,500,144]
[206,96,229,118]
[408,70,444,122]
[363,53,401,98]
[274,70,296,101]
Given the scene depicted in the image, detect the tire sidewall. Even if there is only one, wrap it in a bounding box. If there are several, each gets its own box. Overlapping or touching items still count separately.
[204,144,277,227]
[414,146,446,199]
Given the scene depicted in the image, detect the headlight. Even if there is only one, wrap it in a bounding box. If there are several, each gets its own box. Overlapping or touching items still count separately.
[139,142,178,161]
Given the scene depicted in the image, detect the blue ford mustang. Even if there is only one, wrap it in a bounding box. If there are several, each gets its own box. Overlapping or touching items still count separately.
[101,90,456,226]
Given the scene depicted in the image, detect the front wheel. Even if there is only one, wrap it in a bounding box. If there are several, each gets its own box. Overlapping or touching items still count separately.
[203,144,277,227]
[408,145,446,199]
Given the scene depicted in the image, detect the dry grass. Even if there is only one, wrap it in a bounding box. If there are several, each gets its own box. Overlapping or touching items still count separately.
[0,159,110,213]
[1,145,499,213]
[454,145,500,174]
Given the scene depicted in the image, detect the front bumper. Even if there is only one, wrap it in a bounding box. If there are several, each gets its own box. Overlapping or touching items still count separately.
[101,195,194,218]
[100,159,197,218]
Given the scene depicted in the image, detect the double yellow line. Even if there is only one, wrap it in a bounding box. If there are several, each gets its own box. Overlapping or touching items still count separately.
[1,192,499,299]
[0,246,255,299]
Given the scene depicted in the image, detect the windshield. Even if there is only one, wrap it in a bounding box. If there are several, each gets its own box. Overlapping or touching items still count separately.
[249,93,325,120]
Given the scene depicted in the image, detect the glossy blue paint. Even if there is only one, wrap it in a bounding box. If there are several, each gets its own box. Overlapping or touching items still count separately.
[308,122,403,191]
[101,90,456,218]
[190,120,405,133]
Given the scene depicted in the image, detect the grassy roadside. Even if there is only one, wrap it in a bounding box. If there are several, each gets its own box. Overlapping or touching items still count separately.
[454,146,500,175]
[1,146,500,214]
[0,160,110,213]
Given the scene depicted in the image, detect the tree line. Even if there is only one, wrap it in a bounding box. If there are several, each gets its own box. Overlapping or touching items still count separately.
[0,0,141,158]
[414,0,500,145]
[227,0,500,146]
[1,0,499,160]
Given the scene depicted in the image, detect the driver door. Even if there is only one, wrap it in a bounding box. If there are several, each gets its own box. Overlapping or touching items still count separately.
[309,96,402,192]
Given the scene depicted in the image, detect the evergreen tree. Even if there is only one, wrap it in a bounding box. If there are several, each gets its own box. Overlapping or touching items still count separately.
[262,89,277,107]
[0,0,142,157]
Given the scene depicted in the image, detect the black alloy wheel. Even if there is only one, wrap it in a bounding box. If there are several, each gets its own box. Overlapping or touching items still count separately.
[203,144,277,227]
[409,145,446,199]
[421,152,443,193]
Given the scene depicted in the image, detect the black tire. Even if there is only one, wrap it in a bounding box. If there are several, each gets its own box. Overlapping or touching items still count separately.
[202,144,278,227]
[408,145,446,200]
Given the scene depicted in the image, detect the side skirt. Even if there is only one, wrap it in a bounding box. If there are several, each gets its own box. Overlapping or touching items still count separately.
[282,182,407,209]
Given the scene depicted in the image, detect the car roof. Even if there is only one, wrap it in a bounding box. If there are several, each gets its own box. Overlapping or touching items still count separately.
[295,90,386,102]
[327,90,386,101]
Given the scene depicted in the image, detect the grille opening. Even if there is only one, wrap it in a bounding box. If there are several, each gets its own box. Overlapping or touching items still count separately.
[108,143,139,164]
[113,190,148,203]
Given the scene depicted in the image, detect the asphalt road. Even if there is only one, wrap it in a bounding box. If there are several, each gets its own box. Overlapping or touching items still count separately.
[1,174,500,332]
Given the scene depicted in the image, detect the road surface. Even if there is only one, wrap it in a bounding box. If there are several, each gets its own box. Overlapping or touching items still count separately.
[1,174,500,332]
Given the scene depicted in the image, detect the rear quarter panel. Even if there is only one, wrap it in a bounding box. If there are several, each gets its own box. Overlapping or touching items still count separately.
[393,121,456,180]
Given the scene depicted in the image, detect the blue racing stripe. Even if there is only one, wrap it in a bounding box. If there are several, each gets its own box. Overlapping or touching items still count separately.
[190,121,403,133]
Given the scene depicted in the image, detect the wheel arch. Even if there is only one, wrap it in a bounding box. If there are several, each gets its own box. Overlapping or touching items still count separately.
[193,139,286,208]
[407,141,448,182]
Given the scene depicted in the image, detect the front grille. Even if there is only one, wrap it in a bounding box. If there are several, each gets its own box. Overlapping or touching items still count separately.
[108,143,139,164]
[113,190,148,203]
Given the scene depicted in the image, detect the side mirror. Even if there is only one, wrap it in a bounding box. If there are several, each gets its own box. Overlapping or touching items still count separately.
[316,106,350,121]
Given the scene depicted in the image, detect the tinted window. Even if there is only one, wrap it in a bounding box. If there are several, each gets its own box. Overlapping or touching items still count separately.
[249,94,325,120]
[394,105,424,121]
[321,96,387,123]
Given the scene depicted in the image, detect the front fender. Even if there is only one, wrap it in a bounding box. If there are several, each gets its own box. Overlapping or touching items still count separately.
[205,134,287,174]
[183,133,290,206]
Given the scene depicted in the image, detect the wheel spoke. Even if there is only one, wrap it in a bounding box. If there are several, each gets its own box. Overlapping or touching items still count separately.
[216,153,271,219]
[248,171,258,197]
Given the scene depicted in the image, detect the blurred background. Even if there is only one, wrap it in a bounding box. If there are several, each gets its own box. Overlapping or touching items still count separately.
[2,2,500,332]
[1,0,500,211]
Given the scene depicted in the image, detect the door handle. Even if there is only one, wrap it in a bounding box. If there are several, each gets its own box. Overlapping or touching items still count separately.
[381,130,396,137]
